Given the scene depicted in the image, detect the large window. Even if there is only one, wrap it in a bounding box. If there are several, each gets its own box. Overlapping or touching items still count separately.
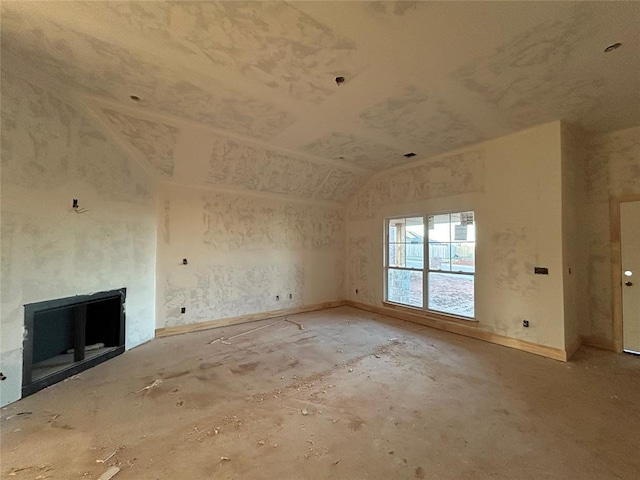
[385,211,475,319]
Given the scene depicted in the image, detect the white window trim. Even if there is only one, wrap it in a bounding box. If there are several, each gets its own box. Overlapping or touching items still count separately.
[384,211,476,320]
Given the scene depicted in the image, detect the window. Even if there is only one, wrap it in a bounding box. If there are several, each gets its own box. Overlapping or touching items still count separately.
[385,211,475,319]
[386,217,424,307]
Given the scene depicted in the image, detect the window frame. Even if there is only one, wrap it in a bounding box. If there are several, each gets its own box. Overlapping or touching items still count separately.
[384,210,476,320]
[384,215,426,309]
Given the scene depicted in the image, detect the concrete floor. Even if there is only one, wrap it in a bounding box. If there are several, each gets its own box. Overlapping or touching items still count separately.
[2,306,639,479]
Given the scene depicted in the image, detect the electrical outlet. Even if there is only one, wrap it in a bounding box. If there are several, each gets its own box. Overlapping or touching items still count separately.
[181,307,186,314]
[523,320,529,328]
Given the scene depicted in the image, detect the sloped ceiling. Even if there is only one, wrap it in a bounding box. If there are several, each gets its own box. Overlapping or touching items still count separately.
[2,1,639,204]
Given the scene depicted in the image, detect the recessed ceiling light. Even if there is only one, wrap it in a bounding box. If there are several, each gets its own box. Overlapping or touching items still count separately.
[130,95,141,101]
[604,42,622,53]
[403,152,416,158]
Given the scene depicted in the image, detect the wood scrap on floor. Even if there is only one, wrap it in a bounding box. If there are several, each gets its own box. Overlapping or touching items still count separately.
[136,379,162,394]
[97,466,120,480]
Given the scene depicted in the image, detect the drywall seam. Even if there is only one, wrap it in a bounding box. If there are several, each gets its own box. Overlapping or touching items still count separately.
[78,100,165,183]
[80,94,373,175]
[160,179,346,209]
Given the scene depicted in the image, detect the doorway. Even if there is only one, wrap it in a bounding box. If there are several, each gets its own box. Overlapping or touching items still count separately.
[620,200,640,354]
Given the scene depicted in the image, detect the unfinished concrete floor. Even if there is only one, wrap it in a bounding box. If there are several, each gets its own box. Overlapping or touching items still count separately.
[2,306,639,479]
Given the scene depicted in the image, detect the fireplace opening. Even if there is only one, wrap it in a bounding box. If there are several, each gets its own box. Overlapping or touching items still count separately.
[23,289,126,397]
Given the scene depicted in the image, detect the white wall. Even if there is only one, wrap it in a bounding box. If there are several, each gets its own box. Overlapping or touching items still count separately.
[156,183,344,329]
[0,69,158,406]
[584,125,640,346]
[347,121,567,350]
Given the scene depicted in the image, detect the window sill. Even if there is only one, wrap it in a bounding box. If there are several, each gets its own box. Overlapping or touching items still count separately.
[381,302,479,326]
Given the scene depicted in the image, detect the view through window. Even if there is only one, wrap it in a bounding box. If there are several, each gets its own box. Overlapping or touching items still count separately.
[385,211,475,318]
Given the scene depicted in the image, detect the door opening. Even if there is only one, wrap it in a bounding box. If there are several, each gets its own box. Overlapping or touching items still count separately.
[620,200,640,354]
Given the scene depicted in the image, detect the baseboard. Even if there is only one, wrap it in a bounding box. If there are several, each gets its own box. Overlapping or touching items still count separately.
[565,335,583,361]
[581,335,616,352]
[345,300,569,362]
[156,299,582,361]
[155,301,345,338]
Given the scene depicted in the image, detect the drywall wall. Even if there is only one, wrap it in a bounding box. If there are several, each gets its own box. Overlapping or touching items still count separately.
[0,69,157,406]
[347,121,567,350]
[156,184,344,329]
[584,125,640,347]
[561,123,588,352]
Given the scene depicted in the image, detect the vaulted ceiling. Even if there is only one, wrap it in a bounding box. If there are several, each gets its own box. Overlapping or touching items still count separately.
[2,1,639,204]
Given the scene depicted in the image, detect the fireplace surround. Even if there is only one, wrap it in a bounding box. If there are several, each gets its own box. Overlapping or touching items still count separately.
[22,289,126,397]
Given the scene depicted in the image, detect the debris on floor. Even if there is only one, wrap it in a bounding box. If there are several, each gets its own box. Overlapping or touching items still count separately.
[220,456,230,462]
[97,446,124,464]
[136,379,162,394]
[301,408,309,416]
[97,466,120,480]
[285,319,304,330]
[4,411,32,421]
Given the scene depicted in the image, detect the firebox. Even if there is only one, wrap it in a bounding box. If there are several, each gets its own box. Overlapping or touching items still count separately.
[22,289,126,397]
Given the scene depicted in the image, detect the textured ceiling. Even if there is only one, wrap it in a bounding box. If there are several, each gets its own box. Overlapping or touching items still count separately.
[2,1,639,204]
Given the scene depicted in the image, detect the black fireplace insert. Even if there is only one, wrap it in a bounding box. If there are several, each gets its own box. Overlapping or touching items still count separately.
[22,289,126,397]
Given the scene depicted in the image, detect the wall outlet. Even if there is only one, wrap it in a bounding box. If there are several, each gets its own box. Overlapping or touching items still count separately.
[523,320,529,328]
[181,307,186,314]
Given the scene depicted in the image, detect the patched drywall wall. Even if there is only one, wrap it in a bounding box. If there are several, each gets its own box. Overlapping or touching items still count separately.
[349,150,484,221]
[346,121,567,350]
[156,185,345,329]
[584,125,640,346]
[0,69,157,406]
[102,109,179,177]
[561,123,589,350]
[92,104,368,205]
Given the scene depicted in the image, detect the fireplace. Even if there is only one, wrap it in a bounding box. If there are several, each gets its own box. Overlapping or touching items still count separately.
[22,289,126,397]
